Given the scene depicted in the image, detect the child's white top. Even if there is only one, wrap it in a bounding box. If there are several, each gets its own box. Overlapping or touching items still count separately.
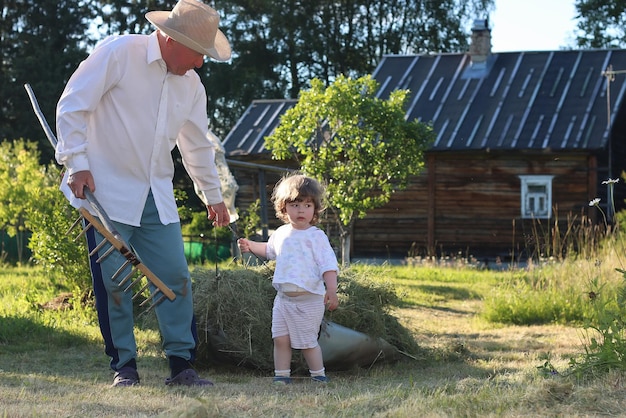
[266,224,338,295]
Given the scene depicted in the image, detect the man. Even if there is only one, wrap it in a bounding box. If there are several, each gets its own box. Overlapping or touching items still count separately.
[55,0,231,387]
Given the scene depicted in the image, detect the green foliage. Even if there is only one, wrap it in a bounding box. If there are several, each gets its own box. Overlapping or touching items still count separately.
[26,172,92,291]
[3,1,496,146]
[0,140,46,236]
[0,139,90,284]
[181,210,231,242]
[211,0,495,136]
[175,188,193,223]
[237,198,262,238]
[0,140,57,264]
[3,2,93,161]
[265,75,434,228]
[575,0,626,49]
[265,74,434,265]
[567,272,626,376]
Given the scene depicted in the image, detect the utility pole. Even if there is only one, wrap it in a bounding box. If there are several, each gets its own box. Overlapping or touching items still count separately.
[600,65,626,224]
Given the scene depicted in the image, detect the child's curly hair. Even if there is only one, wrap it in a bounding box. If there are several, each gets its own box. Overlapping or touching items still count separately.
[272,173,325,225]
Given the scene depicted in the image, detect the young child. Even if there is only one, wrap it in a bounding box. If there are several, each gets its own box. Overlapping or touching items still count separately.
[237,174,339,384]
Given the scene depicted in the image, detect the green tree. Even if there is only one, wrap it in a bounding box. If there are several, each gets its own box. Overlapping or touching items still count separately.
[212,0,494,135]
[95,0,167,36]
[2,0,494,149]
[0,140,54,264]
[575,0,626,48]
[264,75,434,265]
[1,1,94,161]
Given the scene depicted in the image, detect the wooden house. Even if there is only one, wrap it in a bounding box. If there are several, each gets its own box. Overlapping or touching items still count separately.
[222,20,626,261]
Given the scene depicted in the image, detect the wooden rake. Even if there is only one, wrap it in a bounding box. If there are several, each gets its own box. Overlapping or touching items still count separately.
[24,83,175,312]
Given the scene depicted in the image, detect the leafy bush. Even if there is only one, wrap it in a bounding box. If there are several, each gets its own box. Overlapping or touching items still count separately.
[236,198,261,239]
[26,175,92,291]
[0,140,52,264]
[0,139,91,288]
[567,271,626,376]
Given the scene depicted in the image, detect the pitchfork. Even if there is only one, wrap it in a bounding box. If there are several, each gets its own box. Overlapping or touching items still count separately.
[24,83,176,313]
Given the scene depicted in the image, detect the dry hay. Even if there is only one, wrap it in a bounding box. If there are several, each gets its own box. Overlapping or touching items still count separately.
[192,263,422,372]
[193,266,276,370]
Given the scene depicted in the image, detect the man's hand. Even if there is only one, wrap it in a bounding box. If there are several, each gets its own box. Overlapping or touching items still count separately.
[207,202,231,227]
[67,170,95,199]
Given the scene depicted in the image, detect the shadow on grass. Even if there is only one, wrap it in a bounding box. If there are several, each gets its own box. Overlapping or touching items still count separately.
[414,284,481,300]
[408,304,477,316]
[396,283,483,309]
[0,314,95,354]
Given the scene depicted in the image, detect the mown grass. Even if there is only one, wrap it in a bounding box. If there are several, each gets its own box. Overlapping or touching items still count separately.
[2,256,626,417]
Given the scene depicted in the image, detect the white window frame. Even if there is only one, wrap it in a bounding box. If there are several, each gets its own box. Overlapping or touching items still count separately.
[519,175,554,219]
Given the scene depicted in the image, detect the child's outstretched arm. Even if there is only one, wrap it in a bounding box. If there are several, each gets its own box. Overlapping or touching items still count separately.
[237,238,268,259]
[323,270,339,311]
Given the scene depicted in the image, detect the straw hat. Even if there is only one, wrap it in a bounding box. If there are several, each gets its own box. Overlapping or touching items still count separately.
[146,0,231,62]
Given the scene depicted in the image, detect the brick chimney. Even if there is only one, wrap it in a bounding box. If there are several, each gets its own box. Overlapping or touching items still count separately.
[469,18,491,66]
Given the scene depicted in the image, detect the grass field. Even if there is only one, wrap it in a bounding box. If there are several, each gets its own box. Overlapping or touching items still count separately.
[2,262,626,417]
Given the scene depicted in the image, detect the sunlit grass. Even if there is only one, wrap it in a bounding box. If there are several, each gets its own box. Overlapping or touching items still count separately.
[3,250,626,416]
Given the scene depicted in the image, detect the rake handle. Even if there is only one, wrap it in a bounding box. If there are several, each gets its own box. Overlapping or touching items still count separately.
[24,85,116,230]
[24,83,176,302]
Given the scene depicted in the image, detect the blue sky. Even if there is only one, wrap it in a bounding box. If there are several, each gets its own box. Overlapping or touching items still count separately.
[490,0,578,52]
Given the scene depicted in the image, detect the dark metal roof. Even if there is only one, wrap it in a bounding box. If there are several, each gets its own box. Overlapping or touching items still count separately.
[222,50,626,156]
[223,99,298,156]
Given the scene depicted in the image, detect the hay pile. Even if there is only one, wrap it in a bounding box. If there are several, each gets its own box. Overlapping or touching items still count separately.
[192,263,421,372]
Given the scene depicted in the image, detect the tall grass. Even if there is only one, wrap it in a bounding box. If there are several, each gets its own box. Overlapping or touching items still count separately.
[3,259,626,416]
[479,190,626,378]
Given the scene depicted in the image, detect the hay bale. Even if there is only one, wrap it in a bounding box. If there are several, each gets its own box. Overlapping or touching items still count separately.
[192,264,421,372]
[193,266,276,370]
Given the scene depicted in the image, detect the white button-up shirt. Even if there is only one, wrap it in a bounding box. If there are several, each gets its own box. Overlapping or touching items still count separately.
[56,32,223,226]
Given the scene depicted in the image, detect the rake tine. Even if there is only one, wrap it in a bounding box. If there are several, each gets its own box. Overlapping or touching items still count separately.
[139,288,163,307]
[66,216,84,236]
[117,269,139,288]
[89,238,110,258]
[139,294,167,316]
[111,260,133,282]
[123,275,145,293]
[131,281,151,300]
[73,222,93,242]
[95,245,116,263]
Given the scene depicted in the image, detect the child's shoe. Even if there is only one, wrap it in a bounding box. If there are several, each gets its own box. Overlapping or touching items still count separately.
[311,375,329,383]
[273,376,292,385]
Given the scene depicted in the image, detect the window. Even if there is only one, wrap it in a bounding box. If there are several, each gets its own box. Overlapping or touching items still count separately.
[519,175,554,219]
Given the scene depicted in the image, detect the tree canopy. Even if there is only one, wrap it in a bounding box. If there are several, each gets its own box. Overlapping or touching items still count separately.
[2,0,494,155]
[575,0,626,49]
[1,0,94,162]
[265,75,434,265]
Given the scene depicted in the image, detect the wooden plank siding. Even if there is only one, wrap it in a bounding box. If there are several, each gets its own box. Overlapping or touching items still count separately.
[227,151,597,261]
[350,151,597,260]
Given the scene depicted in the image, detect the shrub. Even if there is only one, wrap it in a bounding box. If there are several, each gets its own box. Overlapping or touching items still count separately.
[26,177,92,291]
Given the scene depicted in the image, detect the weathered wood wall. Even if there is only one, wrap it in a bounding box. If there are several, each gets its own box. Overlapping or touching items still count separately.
[228,151,600,261]
[352,151,597,260]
